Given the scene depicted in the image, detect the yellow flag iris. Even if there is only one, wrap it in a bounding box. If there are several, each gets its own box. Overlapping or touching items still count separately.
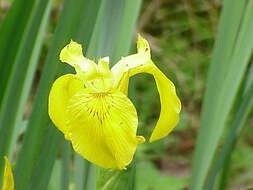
[2,157,14,190]
[48,35,181,169]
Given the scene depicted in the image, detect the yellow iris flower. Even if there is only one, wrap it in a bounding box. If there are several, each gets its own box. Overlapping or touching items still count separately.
[2,157,14,190]
[48,35,181,169]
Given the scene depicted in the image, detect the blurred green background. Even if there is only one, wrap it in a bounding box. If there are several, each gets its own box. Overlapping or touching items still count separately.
[0,0,253,190]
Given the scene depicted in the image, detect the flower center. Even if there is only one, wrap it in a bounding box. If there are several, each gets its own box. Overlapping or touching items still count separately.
[84,78,113,93]
[67,90,113,125]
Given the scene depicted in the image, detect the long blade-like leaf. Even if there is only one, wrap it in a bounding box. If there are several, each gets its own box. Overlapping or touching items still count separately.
[61,141,71,190]
[29,125,62,190]
[74,155,91,190]
[204,65,253,189]
[0,0,51,186]
[87,0,142,63]
[0,0,36,105]
[190,0,253,189]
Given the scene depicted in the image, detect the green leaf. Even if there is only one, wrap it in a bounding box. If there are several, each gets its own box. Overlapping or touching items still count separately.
[29,126,62,190]
[204,65,253,189]
[0,0,51,186]
[0,0,37,105]
[136,161,188,190]
[85,164,96,190]
[97,163,137,190]
[87,0,142,64]
[48,159,61,190]
[74,155,91,190]
[190,0,253,189]
[61,141,71,190]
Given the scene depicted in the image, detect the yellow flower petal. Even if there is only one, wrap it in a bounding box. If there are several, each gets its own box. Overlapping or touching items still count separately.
[84,57,113,92]
[148,67,181,142]
[66,88,145,169]
[115,71,129,95]
[137,34,151,55]
[48,74,83,139]
[112,35,181,142]
[111,35,150,94]
[2,156,14,190]
[97,57,111,78]
[59,40,97,78]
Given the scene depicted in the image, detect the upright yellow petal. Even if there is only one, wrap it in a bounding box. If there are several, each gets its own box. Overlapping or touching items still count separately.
[111,35,150,93]
[112,35,181,142]
[115,71,129,95]
[48,74,83,138]
[84,57,113,92]
[66,88,145,169]
[59,40,97,77]
[137,34,151,56]
[97,57,112,78]
[2,157,14,190]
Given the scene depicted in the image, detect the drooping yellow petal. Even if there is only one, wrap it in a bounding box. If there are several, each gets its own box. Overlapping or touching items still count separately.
[66,88,145,169]
[112,35,181,142]
[2,156,14,190]
[147,67,181,142]
[48,74,83,139]
[59,40,97,78]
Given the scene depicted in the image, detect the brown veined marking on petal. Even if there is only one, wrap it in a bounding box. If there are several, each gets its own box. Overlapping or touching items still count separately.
[66,90,117,168]
[67,91,113,128]
[89,92,112,124]
[66,94,93,125]
[101,92,139,168]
